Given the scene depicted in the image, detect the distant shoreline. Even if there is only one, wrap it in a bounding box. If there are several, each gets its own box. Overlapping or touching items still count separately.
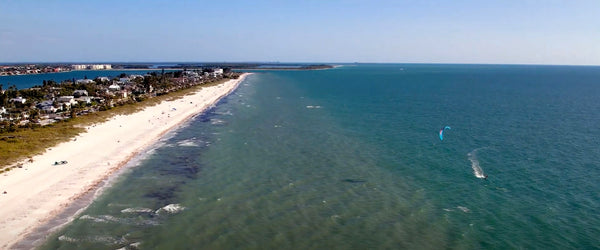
[235,65,335,71]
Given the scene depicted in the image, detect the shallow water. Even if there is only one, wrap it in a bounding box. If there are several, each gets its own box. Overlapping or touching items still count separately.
[38,64,600,249]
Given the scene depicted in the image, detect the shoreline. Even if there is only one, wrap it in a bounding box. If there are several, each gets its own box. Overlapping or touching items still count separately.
[0,73,251,249]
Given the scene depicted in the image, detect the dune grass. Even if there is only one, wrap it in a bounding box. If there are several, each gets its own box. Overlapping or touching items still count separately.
[0,79,228,170]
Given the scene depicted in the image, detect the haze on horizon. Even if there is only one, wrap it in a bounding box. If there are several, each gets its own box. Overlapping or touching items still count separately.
[1,0,599,66]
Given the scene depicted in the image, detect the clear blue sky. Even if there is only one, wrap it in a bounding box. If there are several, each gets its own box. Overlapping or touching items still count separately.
[1,0,599,65]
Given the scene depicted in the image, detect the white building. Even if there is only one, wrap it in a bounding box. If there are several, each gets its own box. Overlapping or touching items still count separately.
[73,90,89,96]
[72,64,112,70]
[76,79,95,84]
[75,96,92,105]
[41,105,58,113]
[116,91,127,98]
[10,97,26,104]
[108,84,121,91]
[36,101,58,113]
[97,77,110,82]
[57,96,77,106]
[118,78,130,84]
[72,64,87,70]
[90,64,112,70]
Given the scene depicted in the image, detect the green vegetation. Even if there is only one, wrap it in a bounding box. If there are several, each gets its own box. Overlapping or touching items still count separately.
[0,78,231,169]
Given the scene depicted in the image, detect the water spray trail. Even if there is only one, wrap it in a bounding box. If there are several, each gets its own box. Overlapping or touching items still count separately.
[468,148,486,179]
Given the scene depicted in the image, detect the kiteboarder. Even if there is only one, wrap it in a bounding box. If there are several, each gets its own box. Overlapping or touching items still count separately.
[484,174,488,180]
[439,126,451,140]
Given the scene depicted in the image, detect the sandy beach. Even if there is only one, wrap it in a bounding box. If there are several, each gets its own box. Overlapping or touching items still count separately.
[0,73,250,249]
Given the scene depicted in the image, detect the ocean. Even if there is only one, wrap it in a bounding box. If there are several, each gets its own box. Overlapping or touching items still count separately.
[31,64,600,249]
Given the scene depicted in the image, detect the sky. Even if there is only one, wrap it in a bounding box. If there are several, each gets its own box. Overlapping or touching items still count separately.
[1,0,599,65]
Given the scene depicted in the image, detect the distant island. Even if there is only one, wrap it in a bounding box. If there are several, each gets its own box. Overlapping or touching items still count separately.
[0,63,334,76]
[111,63,334,70]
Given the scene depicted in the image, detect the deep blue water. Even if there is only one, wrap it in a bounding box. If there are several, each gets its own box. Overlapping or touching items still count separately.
[34,64,600,249]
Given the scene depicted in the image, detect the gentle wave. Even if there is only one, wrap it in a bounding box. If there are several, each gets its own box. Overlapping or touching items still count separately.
[121,207,154,213]
[176,139,200,147]
[79,214,158,226]
[210,118,226,125]
[58,234,129,246]
[155,204,186,214]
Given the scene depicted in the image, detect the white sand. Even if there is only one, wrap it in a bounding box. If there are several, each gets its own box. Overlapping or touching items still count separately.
[0,73,250,248]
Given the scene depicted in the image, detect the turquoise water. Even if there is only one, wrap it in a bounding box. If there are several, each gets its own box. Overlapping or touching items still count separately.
[0,70,175,89]
[37,64,600,249]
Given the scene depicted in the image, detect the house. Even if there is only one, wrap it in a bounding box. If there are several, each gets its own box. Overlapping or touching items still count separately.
[57,96,77,107]
[97,77,110,82]
[42,106,58,113]
[116,91,128,98]
[92,97,105,103]
[118,78,131,85]
[36,100,54,109]
[36,101,58,113]
[75,96,92,105]
[72,64,87,70]
[76,79,95,84]
[72,64,111,70]
[73,90,89,97]
[10,97,26,104]
[0,107,6,119]
[184,71,199,77]
[108,84,121,91]
[90,64,111,70]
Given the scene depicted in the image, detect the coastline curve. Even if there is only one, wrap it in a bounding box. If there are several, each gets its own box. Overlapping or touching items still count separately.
[0,73,251,249]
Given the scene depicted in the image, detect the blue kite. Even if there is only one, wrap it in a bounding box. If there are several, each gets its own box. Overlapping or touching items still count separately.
[439,126,451,140]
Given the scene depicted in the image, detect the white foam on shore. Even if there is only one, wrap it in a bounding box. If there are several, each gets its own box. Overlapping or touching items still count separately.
[79,214,158,226]
[58,234,128,246]
[121,207,154,214]
[176,139,200,147]
[210,118,226,125]
[215,110,233,116]
[79,214,120,223]
[155,204,186,214]
[57,235,79,243]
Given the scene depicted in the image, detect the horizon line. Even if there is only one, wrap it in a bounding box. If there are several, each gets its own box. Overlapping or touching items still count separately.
[1,61,599,67]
